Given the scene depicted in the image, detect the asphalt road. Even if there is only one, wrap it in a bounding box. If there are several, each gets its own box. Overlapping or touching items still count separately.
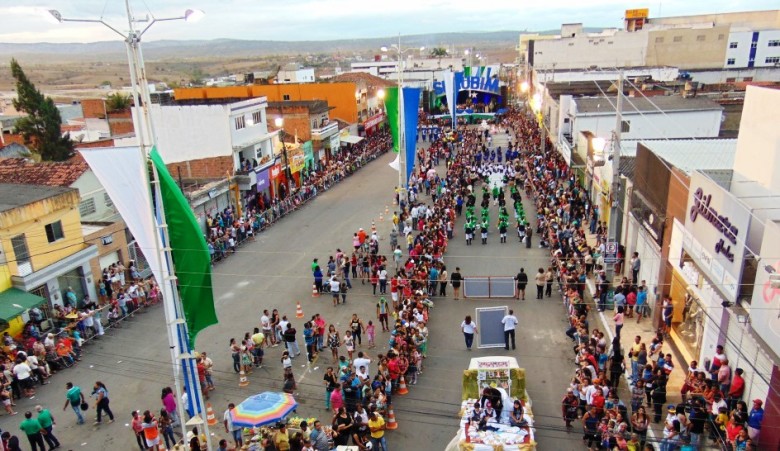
[0,136,581,450]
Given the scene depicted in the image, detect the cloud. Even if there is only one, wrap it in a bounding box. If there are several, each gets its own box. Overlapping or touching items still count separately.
[0,0,776,43]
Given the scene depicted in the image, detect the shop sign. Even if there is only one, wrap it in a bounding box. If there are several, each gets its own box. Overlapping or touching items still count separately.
[255,167,270,192]
[363,113,384,129]
[270,164,282,180]
[625,8,649,19]
[683,171,750,301]
[101,235,113,245]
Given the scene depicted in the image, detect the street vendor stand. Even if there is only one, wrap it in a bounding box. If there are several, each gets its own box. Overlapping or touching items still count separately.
[446,357,537,451]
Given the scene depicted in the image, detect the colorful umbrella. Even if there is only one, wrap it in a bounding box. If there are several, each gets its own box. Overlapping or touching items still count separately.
[230,392,298,428]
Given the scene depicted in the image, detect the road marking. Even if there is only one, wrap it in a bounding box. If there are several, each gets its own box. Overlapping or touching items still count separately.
[236,281,250,288]
[221,291,235,299]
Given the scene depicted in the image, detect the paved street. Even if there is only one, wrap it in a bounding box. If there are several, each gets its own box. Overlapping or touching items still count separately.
[0,138,579,450]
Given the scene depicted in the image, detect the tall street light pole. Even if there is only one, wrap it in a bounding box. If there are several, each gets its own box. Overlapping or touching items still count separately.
[274,117,293,198]
[606,71,624,283]
[47,3,211,448]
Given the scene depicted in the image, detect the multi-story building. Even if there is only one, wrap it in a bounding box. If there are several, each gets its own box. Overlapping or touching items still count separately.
[277,64,316,84]
[522,9,780,81]
[0,184,98,335]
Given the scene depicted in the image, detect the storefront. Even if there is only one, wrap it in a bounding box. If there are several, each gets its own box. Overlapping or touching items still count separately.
[303,141,314,174]
[666,171,751,367]
[362,112,385,136]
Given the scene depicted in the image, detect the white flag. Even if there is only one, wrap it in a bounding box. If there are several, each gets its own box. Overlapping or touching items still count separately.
[389,154,400,172]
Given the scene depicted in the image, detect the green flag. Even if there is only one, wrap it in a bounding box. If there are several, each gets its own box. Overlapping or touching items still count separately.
[385,87,400,153]
[150,148,218,347]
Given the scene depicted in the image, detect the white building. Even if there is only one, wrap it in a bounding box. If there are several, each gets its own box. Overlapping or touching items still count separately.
[277,64,316,84]
[350,61,399,78]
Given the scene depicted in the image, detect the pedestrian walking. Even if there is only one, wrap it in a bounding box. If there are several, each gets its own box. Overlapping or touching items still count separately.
[19,411,46,451]
[62,382,85,425]
[544,267,554,297]
[502,310,518,351]
[35,405,60,450]
[92,381,114,425]
[461,315,478,351]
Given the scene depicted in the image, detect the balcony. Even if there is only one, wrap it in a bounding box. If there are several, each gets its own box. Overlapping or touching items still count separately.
[310,122,339,141]
[11,244,98,292]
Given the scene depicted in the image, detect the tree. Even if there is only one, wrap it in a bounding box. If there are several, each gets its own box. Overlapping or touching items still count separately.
[10,59,73,161]
[105,92,132,112]
[430,47,449,58]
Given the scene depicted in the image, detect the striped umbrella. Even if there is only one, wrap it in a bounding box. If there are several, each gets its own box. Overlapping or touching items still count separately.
[230,392,298,428]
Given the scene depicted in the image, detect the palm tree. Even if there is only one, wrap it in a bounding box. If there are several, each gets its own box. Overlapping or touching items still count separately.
[430,47,449,58]
[105,92,132,112]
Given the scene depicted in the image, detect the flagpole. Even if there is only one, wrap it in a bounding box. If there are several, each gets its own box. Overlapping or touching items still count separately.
[397,33,406,203]
[121,0,212,447]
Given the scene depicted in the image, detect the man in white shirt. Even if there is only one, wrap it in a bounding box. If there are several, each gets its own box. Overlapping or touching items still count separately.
[260,310,272,347]
[502,309,518,351]
[353,352,372,376]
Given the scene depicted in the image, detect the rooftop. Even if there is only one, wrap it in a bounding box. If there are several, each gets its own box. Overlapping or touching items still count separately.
[0,158,90,187]
[330,72,395,88]
[622,138,737,174]
[576,95,723,114]
[0,184,76,213]
[267,100,332,114]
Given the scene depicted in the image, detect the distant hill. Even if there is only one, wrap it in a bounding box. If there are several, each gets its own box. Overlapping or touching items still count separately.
[0,31,524,63]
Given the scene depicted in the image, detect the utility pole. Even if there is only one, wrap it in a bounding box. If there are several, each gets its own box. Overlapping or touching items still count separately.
[606,70,624,282]
[540,67,546,155]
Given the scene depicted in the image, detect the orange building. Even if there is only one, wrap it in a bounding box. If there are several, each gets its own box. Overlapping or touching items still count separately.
[174,83,361,124]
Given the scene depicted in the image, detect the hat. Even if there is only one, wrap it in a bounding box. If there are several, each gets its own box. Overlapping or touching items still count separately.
[667,404,676,412]
[753,399,763,406]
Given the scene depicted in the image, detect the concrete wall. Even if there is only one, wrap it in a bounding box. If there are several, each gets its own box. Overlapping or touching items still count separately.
[646,26,729,69]
[733,86,780,192]
[530,30,647,70]
[142,104,231,164]
[573,109,722,141]
[0,190,87,277]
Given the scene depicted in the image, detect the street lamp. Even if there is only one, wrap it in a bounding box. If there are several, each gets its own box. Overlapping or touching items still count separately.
[381,39,424,200]
[274,117,294,198]
[47,2,210,448]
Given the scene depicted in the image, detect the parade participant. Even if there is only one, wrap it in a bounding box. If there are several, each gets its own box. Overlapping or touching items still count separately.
[19,411,46,451]
[35,405,60,450]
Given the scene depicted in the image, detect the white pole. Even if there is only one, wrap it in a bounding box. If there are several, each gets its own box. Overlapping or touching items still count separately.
[606,70,623,283]
[397,34,405,202]
[122,0,212,447]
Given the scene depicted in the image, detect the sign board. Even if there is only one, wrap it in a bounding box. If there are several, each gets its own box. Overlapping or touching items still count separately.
[476,306,508,349]
[433,66,500,97]
[605,240,618,264]
[625,8,649,19]
[255,167,270,192]
[363,113,384,129]
[749,221,780,358]
[683,171,751,301]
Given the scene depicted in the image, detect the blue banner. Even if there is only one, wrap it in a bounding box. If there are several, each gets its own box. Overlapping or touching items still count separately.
[403,87,420,183]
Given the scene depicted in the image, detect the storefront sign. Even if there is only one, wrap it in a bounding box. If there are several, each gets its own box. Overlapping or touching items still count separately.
[689,187,739,262]
[683,171,750,301]
[269,164,282,180]
[100,235,113,245]
[363,113,384,129]
[625,8,649,19]
[255,167,270,192]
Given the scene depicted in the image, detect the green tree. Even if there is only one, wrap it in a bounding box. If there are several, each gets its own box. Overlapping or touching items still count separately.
[10,58,73,161]
[105,92,132,112]
[430,47,449,58]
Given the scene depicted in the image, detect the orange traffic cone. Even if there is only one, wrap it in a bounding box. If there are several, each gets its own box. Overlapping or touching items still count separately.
[158,442,167,451]
[385,405,398,430]
[397,376,409,395]
[385,205,389,214]
[206,402,217,426]
[296,301,304,319]
[379,213,384,222]
[239,369,249,387]
[312,284,319,297]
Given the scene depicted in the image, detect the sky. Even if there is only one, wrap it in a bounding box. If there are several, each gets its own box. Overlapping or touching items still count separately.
[0,0,774,43]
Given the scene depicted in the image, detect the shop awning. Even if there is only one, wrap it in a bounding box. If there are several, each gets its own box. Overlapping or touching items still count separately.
[0,288,46,322]
[340,135,365,144]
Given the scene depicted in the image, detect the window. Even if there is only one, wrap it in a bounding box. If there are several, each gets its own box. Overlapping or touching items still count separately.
[673,36,682,42]
[726,77,736,82]
[696,35,706,42]
[751,42,757,49]
[11,234,30,265]
[282,94,291,101]
[729,42,738,49]
[655,37,664,44]
[769,40,780,47]
[766,56,780,64]
[742,77,753,82]
[234,116,245,130]
[79,198,96,217]
[45,221,64,243]
[104,192,113,207]
[727,58,736,65]
[620,120,631,133]
[252,111,262,125]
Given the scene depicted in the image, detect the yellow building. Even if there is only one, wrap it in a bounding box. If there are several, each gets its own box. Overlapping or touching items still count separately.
[0,184,97,336]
